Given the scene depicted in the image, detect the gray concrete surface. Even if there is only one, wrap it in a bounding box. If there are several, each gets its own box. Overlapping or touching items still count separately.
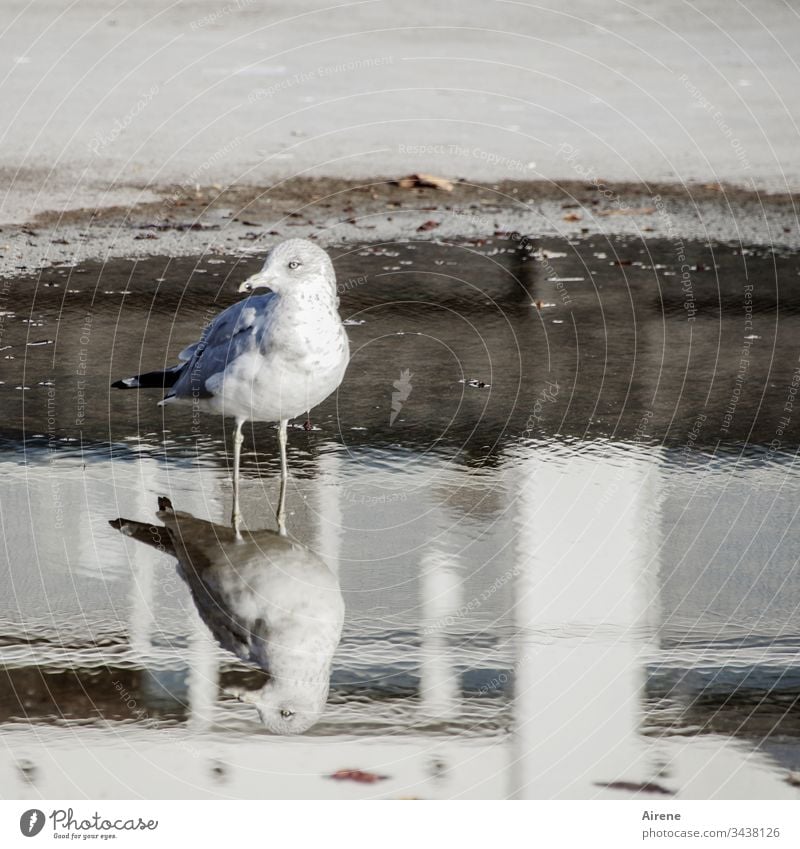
[1,0,799,229]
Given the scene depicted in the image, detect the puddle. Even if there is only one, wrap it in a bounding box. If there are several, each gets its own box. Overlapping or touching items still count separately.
[1,236,799,798]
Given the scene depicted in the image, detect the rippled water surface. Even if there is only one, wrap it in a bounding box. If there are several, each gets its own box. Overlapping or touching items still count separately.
[1,236,799,798]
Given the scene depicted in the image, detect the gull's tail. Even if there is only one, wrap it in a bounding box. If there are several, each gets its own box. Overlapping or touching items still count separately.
[109,497,177,555]
[111,364,184,390]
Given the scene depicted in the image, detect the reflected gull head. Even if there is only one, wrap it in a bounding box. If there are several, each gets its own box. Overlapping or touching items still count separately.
[227,682,331,736]
[110,497,345,734]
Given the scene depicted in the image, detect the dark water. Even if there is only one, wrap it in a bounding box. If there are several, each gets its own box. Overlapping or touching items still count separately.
[1,236,799,798]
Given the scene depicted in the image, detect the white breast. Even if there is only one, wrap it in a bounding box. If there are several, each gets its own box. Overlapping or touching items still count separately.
[207,292,349,422]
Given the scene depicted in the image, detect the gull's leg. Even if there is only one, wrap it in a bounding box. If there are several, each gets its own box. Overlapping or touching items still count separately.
[231,417,245,538]
[276,418,289,536]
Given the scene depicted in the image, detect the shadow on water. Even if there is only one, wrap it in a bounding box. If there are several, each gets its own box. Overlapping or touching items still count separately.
[1,235,800,797]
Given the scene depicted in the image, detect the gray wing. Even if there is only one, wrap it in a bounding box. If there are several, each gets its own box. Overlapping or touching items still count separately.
[177,342,199,362]
[185,562,273,670]
[166,293,277,401]
[179,563,267,667]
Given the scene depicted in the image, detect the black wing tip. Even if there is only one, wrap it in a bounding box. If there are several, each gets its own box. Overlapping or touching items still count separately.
[109,518,138,537]
[157,496,174,512]
[112,367,185,391]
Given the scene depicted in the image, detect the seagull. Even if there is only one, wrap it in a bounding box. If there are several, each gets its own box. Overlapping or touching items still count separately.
[111,497,345,734]
[112,239,350,536]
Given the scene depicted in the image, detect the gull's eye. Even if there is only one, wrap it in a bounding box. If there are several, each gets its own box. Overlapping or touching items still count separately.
[280,709,294,719]
[287,260,302,270]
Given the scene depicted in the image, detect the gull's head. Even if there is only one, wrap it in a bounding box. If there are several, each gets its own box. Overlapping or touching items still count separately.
[226,680,329,735]
[238,238,335,295]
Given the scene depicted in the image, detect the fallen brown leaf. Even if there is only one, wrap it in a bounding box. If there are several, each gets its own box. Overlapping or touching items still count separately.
[394,173,454,191]
[418,174,453,190]
[563,212,583,222]
[329,769,388,783]
[416,220,440,232]
[595,781,675,796]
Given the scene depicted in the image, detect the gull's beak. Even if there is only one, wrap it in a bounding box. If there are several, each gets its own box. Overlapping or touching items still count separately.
[223,687,258,705]
[238,269,275,294]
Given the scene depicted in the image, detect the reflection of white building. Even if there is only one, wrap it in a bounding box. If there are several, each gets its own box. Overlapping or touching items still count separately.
[2,438,800,799]
[510,444,661,798]
[509,443,800,799]
[0,447,515,798]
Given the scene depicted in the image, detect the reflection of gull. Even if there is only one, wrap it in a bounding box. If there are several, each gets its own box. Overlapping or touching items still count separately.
[111,239,350,536]
[110,497,344,735]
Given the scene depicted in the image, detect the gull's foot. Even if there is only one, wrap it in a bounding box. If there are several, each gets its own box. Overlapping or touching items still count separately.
[303,418,313,431]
